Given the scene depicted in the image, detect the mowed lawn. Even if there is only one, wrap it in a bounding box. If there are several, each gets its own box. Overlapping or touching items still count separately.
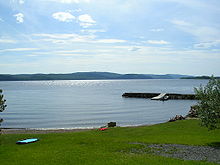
[1,120,220,165]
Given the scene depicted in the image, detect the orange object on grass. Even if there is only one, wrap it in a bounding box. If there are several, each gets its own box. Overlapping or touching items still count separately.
[99,128,108,131]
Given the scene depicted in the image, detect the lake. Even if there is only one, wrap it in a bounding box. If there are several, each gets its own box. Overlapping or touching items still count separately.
[0,79,207,129]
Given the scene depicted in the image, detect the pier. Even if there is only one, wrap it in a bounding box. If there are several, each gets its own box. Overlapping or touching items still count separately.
[122,93,196,100]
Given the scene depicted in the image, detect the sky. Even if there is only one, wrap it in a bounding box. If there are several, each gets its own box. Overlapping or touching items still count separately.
[0,0,220,76]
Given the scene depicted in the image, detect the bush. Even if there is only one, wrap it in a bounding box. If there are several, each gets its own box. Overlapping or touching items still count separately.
[194,77,220,130]
[0,89,7,112]
[0,89,7,128]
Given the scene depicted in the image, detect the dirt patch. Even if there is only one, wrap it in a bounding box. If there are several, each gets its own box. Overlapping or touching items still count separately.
[129,143,220,164]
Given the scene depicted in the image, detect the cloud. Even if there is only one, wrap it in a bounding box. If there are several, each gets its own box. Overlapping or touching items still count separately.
[95,39,126,43]
[32,33,127,44]
[129,47,141,51]
[79,22,94,28]
[67,9,82,13]
[81,29,106,34]
[0,17,4,22]
[164,0,220,13]
[14,13,24,23]
[150,28,164,32]
[0,48,39,53]
[26,54,38,57]
[32,33,96,44]
[50,0,90,3]
[171,19,192,26]
[56,50,89,53]
[189,26,220,42]
[147,40,170,45]
[33,33,95,40]
[78,14,96,28]
[194,40,220,49]
[78,14,95,23]
[74,8,82,12]
[170,19,220,42]
[33,33,80,39]
[19,0,25,4]
[0,38,16,44]
[52,12,75,22]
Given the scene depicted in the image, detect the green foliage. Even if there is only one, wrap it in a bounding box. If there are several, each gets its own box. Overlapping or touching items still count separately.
[194,77,220,130]
[0,89,6,112]
[0,89,7,126]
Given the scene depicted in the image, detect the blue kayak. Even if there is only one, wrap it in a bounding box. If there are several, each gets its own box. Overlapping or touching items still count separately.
[16,138,39,144]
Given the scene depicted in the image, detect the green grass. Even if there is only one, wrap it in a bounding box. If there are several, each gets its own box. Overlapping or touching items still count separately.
[1,120,220,165]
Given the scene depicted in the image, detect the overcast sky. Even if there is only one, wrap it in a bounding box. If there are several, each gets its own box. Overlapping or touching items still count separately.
[0,0,220,75]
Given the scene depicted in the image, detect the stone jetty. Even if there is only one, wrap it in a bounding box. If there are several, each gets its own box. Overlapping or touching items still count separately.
[122,93,196,100]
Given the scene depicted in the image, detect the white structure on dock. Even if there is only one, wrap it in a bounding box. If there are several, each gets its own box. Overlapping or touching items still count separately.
[151,93,169,101]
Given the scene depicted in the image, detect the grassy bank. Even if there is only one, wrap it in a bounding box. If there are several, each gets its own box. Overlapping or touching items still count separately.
[1,120,220,165]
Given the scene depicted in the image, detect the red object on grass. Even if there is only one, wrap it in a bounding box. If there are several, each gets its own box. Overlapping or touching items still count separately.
[99,128,108,131]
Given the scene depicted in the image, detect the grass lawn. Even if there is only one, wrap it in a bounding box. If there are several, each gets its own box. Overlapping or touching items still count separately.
[1,120,220,165]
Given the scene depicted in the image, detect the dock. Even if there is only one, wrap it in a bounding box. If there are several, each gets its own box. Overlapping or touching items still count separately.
[122,93,196,100]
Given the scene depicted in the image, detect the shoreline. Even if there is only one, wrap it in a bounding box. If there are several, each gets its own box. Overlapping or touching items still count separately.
[1,119,197,134]
[0,123,154,134]
[0,128,96,134]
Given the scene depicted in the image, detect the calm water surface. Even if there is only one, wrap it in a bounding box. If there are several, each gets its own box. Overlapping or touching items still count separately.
[0,79,208,129]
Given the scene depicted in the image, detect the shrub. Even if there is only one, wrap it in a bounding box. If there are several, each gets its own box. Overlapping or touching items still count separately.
[0,89,7,127]
[194,77,220,130]
[0,89,6,112]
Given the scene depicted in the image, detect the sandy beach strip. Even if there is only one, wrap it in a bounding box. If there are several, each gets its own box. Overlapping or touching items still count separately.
[0,122,162,134]
[0,128,96,134]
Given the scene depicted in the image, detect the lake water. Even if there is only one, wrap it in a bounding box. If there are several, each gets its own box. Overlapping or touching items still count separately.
[0,79,208,129]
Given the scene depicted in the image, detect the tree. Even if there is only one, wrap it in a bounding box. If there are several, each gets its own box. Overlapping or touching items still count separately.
[194,77,220,130]
[0,89,7,126]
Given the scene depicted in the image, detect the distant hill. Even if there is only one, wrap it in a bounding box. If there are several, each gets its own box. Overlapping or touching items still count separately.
[181,76,220,79]
[0,72,191,81]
